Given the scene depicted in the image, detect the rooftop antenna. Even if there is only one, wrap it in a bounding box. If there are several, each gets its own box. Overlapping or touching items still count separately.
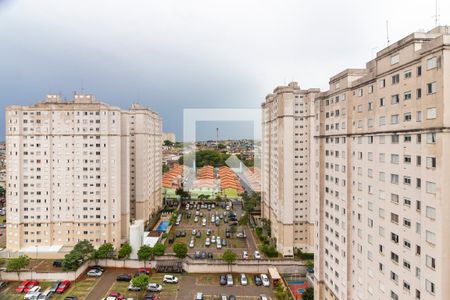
[386,20,390,46]
[433,0,440,27]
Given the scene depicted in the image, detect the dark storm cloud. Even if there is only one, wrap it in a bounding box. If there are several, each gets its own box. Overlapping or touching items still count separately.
[0,0,448,140]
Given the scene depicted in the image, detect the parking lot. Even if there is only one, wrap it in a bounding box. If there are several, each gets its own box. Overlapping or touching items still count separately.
[165,202,260,259]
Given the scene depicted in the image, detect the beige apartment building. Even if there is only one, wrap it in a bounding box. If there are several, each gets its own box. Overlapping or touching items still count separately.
[5,94,162,252]
[262,26,450,299]
[261,82,319,256]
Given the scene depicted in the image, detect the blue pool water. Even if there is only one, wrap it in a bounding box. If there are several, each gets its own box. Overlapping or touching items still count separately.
[288,280,305,285]
[156,221,170,233]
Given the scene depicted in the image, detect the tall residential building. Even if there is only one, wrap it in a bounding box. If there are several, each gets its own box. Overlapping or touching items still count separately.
[5,94,162,252]
[261,82,319,256]
[261,26,450,300]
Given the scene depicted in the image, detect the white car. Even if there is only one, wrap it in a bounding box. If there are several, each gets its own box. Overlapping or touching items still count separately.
[202,218,207,226]
[147,283,162,292]
[254,250,261,260]
[163,275,179,284]
[24,286,41,300]
[240,273,248,285]
[205,238,211,247]
[261,274,270,287]
[211,235,216,243]
[87,268,103,277]
[242,251,249,259]
[128,283,141,291]
[194,216,199,223]
[189,239,195,248]
[216,242,222,249]
[192,229,197,235]
[259,295,268,300]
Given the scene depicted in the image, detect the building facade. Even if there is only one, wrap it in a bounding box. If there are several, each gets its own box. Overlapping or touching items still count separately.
[162,132,176,144]
[5,94,162,252]
[261,82,319,256]
[261,26,450,299]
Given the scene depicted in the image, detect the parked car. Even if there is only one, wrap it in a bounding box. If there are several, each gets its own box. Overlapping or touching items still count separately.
[195,292,204,300]
[220,295,227,300]
[56,280,71,293]
[228,296,236,300]
[24,281,40,293]
[202,218,206,226]
[194,251,201,259]
[254,275,262,286]
[24,286,41,300]
[261,274,270,287]
[211,236,216,243]
[180,231,186,237]
[37,289,53,300]
[189,239,195,248]
[207,252,213,259]
[109,292,125,300]
[225,231,231,238]
[259,295,268,300]
[91,265,105,272]
[205,238,211,247]
[128,283,141,291]
[0,281,7,289]
[168,237,175,244]
[116,274,132,282]
[53,260,63,267]
[175,231,181,237]
[147,283,162,292]
[222,239,227,247]
[242,251,249,260]
[254,250,261,260]
[138,268,151,274]
[226,274,233,286]
[163,275,178,284]
[236,232,246,238]
[201,251,207,259]
[240,274,248,286]
[143,292,158,300]
[50,281,61,293]
[87,269,103,277]
[219,275,227,286]
[196,231,201,238]
[192,229,197,235]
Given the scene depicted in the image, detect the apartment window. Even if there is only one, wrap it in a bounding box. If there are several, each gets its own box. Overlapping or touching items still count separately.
[391,193,399,204]
[417,111,422,122]
[391,135,399,144]
[427,57,437,70]
[426,108,437,119]
[426,230,436,244]
[403,176,411,185]
[417,88,422,99]
[379,116,386,126]
[404,112,412,122]
[392,74,400,84]
[379,79,386,88]
[404,155,411,164]
[417,155,422,166]
[403,218,411,227]
[427,82,437,94]
[404,91,412,100]
[426,156,436,169]
[390,54,400,65]
[391,154,399,164]
[390,114,399,124]
[391,94,400,104]
[390,271,398,283]
[391,174,399,184]
[426,280,435,295]
[391,251,399,263]
[426,181,436,194]
[404,70,412,79]
[379,98,385,106]
[391,213,399,224]
[426,206,436,221]
[368,101,373,110]
[426,133,436,144]
[417,65,422,76]
[391,232,399,243]
[426,255,436,270]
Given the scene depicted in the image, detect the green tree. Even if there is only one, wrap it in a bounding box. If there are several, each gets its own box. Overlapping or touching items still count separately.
[218,143,226,149]
[302,287,314,300]
[163,140,174,147]
[118,243,132,260]
[73,240,95,260]
[162,164,170,173]
[131,273,150,292]
[0,186,5,197]
[137,245,153,268]
[153,243,166,256]
[95,243,115,259]
[305,259,314,270]
[173,242,188,258]
[62,250,83,271]
[222,249,237,271]
[6,255,30,276]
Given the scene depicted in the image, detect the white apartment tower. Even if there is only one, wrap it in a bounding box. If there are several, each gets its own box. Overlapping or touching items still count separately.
[261,26,450,300]
[5,94,162,252]
[261,82,319,256]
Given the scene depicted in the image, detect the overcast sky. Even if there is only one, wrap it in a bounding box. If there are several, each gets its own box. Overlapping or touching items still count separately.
[0,0,449,141]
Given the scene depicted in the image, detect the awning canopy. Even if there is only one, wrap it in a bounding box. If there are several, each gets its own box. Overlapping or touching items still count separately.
[268,266,281,280]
